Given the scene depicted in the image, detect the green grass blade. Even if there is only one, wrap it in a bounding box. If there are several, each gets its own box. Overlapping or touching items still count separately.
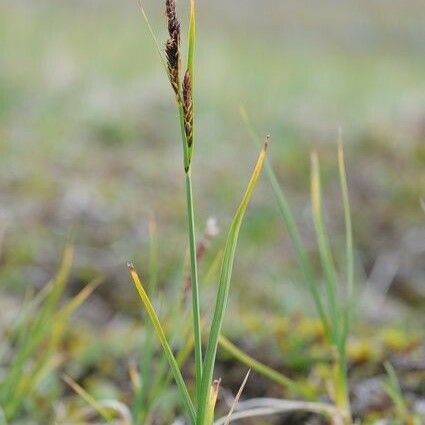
[150,326,196,406]
[218,336,314,399]
[337,141,354,343]
[239,107,329,336]
[133,219,159,421]
[197,143,267,425]
[128,263,196,425]
[310,152,340,346]
[187,0,196,74]
[62,374,114,423]
[183,0,202,400]
[383,362,409,420]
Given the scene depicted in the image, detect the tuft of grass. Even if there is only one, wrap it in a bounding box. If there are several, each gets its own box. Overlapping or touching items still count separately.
[0,245,99,421]
[239,108,355,424]
[310,147,353,421]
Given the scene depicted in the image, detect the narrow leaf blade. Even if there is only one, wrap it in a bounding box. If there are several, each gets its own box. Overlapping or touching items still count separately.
[127,263,196,424]
[197,143,267,425]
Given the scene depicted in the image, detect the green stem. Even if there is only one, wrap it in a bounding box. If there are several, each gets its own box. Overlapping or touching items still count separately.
[176,87,202,400]
[334,348,351,424]
[185,171,203,401]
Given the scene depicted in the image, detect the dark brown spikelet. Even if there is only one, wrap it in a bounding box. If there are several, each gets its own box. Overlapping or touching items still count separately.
[166,0,180,38]
[165,0,181,96]
[165,38,180,95]
[182,70,193,147]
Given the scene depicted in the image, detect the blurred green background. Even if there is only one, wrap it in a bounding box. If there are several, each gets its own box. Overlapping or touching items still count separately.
[0,0,424,419]
[1,0,423,311]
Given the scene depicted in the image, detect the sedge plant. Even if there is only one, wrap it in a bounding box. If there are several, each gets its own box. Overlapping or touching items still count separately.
[128,1,267,424]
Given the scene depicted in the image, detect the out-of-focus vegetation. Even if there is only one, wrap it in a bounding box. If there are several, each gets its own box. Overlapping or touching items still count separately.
[0,0,424,423]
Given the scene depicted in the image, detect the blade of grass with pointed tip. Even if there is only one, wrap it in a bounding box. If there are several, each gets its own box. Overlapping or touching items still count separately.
[337,142,354,343]
[310,152,341,346]
[218,335,314,399]
[133,220,159,422]
[197,143,267,425]
[128,263,196,425]
[187,0,196,76]
[383,362,409,420]
[239,106,329,336]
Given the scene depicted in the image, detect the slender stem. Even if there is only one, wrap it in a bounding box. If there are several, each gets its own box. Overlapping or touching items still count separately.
[334,348,351,424]
[185,171,203,401]
[176,87,202,401]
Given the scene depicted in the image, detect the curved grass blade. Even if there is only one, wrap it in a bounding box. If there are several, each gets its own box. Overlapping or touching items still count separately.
[218,335,314,399]
[239,107,329,336]
[383,362,410,421]
[127,263,196,425]
[197,143,267,425]
[62,374,114,423]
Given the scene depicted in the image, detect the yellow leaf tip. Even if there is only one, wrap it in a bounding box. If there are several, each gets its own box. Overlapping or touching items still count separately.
[127,261,135,271]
